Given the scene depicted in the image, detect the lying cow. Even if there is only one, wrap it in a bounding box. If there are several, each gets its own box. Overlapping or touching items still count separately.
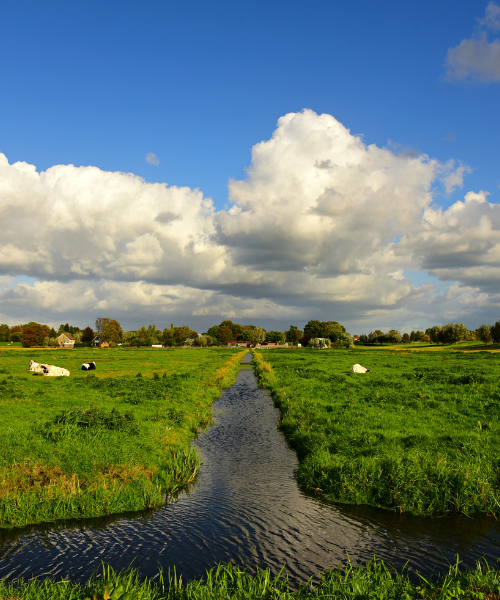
[41,364,70,377]
[29,360,46,373]
[81,362,96,371]
[350,364,370,373]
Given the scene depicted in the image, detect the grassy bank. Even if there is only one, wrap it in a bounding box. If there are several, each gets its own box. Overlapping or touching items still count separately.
[1,559,499,599]
[253,349,500,516]
[0,348,246,529]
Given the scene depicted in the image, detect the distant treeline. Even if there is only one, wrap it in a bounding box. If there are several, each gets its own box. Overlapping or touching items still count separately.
[3,317,500,348]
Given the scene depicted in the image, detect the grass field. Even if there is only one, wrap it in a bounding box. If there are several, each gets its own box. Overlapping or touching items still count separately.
[1,558,499,599]
[254,347,500,516]
[0,347,246,529]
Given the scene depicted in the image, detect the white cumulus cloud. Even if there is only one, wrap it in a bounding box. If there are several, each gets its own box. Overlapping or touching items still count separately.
[0,110,497,331]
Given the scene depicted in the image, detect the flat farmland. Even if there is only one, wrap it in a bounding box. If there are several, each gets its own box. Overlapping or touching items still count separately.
[254,348,500,516]
[0,347,246,529]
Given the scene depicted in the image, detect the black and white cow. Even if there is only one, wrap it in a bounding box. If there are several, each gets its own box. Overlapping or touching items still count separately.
[81,362,96,371]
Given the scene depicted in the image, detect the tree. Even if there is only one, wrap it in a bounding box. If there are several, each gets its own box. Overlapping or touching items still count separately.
[163,327,176,346]
[266,330,285,344]
[286,325,303,344]
[359,334,368,345]
[336,332,353,348]
[97,318,123,342]
[249,327,266,345]
[368,330,384,345]
[427,325,442,344]
[300,334,311,347]
[205,326,220,340]
[174,325,192,345]
[477,324,492,344]
[304,320,324,337]
[410,330,424,342]
[323,321,346,335]
[218,324,233,344]
[82,326,95,344]
[491,320,500,345]
[0,324,10,342]
[21,324,46,347]
[402,333,410,343]
[386,330,402,345]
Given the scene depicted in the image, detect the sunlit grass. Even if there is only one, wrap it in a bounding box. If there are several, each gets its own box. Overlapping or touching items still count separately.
[254,348,500,516]
[1,558,500,599]
[0,347,246,529]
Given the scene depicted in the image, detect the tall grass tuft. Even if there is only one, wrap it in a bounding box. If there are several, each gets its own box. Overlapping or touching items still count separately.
[1,558,500,599]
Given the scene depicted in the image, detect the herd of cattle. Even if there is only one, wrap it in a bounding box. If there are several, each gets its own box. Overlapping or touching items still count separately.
[28,360,96,376]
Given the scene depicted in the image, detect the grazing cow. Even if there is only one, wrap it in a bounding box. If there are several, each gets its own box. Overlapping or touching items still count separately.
[41,364,70,377]
[81,362,96,371]
[350,364,370,373]
[29,360,46,373]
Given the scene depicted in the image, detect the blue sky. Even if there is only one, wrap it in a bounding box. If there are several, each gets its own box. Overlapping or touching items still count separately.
[0,0,499,333]
[1,0,497,208]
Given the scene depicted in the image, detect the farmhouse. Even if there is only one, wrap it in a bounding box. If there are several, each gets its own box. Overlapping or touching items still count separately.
[57,333,75,348]
[91,336,109,348]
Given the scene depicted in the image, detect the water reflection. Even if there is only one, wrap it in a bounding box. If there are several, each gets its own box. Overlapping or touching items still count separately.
[1,356,499,584]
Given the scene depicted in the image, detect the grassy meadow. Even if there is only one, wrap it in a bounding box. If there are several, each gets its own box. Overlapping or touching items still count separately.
[0,347,246,529]
[1,559,500,599]
[254,347,500,516]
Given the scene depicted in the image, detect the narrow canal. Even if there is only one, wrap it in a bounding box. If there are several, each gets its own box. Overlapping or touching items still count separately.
[1,354,500,584]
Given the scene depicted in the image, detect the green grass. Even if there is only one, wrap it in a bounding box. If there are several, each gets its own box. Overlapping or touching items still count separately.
[0,347,246,529]
[1,558,499,599]
[254,348,500,516]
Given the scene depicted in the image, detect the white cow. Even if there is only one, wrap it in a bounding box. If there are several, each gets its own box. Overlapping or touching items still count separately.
[29,360,47,373]
[350,364,370,373]
[41,364,70,377]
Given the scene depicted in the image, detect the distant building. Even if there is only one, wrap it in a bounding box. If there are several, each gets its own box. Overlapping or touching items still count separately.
[57,333,75,348]
[91,336,109,348]
[226,340,252,347]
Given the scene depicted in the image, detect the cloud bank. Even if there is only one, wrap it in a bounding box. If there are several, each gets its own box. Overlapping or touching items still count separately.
[1,110,498,331]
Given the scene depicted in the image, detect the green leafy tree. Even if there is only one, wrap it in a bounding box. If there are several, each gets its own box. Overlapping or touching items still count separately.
[82,326,95,344]
[205,326,220,340]
[402,333,410,343]
[285,325,302,344]
[97,318,123,342]
[163,327,176,346]
[218,324,233,344]
[477,324,492,344]
[386,330,402,344]
[491,320,500,345]
[266,330,285,344]
[323,321,345,335]
[21,324,46,347]
[304,320,324,337]
[173,325,192,345]
[427,325,442,344]
[250,327,266,345]
[0,324,10,342]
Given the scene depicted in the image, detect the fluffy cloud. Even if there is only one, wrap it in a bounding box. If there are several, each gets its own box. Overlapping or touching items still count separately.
[446,3,500,82]
[1,109,498,331]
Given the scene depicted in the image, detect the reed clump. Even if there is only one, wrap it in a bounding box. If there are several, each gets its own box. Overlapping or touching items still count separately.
[1,558,499,599]
[253,349,500,516]
[0,348,246,529]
